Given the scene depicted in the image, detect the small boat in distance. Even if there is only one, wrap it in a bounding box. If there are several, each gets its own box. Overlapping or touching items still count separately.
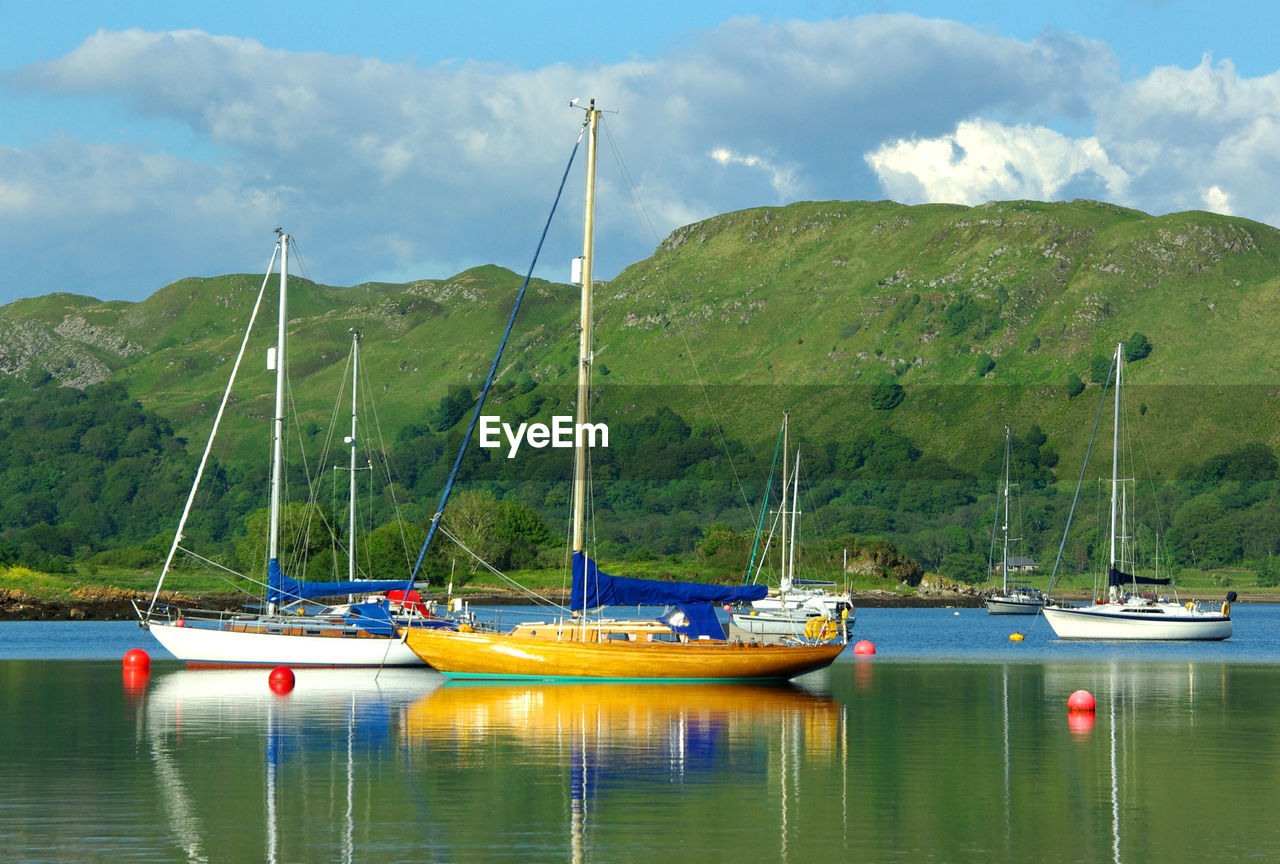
[985,427,1045,615]
[404,100,846,680]
[1041,343,1231,640]
[730,414,853,643]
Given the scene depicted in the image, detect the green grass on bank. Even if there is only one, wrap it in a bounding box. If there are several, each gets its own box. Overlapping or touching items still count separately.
[1,562,1269,606]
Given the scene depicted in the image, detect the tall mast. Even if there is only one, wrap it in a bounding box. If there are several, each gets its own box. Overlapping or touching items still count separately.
[1001,426,1011,593]
[779,413,789,593]
[347,330,360,582]
[571,100,599,556]
[1108,342,1122,598]
[787,450,801,593]
[268,231,288,580]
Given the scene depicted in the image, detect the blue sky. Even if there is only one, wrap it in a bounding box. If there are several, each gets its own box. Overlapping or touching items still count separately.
[2,1,1278,305]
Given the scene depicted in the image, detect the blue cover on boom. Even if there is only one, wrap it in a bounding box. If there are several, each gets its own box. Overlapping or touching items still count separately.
[570,551,766,611]
[267,558,411,605]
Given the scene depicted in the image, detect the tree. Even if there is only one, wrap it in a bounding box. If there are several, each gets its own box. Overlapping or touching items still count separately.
[1124,333,1152,362]
[940,551,987,584]
[697,522,750,572]
[1064,373,1084,398]
[1257,555,1280,588]
[364,520,427,580]
[974,353,995,377]
[494,499,554,569]
[870,382,904,411]
[433,386,475,431]
[1089,354,1113,384]
[236,502,333,579]
[441,489,502,574]
[1170,493,1243,566]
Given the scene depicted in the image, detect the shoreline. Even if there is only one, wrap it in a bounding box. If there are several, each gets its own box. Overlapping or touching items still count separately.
[1,588,989,622]
[2,585,1256,622]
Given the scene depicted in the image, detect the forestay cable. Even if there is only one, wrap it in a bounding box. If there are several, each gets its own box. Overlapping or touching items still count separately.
[410,121,587,582]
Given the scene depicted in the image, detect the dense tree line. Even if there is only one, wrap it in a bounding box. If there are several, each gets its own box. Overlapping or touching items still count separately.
[0,376,212,571]
[6,369,1280,588]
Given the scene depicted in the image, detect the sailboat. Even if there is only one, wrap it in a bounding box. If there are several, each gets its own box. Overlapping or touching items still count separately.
[1041,343,1232,640]
[403,100,846,680]
[984,427,1045,615]
[136,232,451,666]
[730,414,854,642]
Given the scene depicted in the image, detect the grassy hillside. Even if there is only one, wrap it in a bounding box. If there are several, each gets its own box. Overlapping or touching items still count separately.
[583,199,1280,474]
[5,198,1280,582]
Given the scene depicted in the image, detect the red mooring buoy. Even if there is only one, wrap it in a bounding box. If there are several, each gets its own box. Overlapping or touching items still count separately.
[1067,689,1096,712]
[122,648,151,669]
[852,639,877,655]
[268,666,296,694]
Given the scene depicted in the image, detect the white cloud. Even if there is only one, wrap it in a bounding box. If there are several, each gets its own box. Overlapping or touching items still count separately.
[864,119,1130,205]
[707,147,801,197]
[1202,185,1233,215]
[11,16,1280,304]
[1091,56,1280,223]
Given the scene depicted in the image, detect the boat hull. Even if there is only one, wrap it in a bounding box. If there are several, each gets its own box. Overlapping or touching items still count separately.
[146,620,428,668]
[751,592,850,616]
[1041,604,1231,640]
[730,609,821,637]
[729,609,854,640]
[985,596,1044,615]
[404,627,845,681]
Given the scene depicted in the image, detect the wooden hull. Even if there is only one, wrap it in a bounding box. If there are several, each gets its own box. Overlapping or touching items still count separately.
[404,627,845,681]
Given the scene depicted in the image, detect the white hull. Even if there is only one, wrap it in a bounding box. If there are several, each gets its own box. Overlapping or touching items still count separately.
[147,621,428,667]
[731,609,823,637]
[751,593,850,617]
[985,594,1044,615]
[1041,603,1231,641]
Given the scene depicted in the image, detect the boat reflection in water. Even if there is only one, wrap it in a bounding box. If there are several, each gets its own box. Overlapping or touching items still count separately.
[404,681,848,863]
[138,670,846,863]
[1043,662,1235,864]
[141,668,439,864]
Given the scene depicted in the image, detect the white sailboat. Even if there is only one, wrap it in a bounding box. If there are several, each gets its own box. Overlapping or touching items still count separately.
[1041,343,1232,640]
[136,232,448,666]
[731,414,853,642]
[985,426,1045,615]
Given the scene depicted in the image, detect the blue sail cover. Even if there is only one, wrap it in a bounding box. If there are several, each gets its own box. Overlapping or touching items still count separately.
[570,552,766,611]
[343,602,397,635]
[267,559,411,605]
[665,602,728,641]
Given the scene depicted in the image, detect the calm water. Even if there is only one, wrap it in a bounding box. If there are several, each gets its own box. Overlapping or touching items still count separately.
[3,607,1279,862]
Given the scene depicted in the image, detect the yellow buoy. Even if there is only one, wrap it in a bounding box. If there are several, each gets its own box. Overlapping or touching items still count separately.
[1009,633,1025,642]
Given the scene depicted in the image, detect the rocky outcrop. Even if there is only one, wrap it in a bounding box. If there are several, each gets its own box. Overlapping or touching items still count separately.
[915,575,987,600]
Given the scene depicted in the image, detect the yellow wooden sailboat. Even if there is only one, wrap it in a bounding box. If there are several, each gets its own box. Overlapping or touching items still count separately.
[403,100,845,680]
[405,624,845,680]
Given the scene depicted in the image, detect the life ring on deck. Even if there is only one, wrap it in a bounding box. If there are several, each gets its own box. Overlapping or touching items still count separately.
[1221,601,1230,618]
[805,617,840,641]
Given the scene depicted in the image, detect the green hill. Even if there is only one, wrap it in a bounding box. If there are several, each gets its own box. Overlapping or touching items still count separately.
[4,199,1280,583]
